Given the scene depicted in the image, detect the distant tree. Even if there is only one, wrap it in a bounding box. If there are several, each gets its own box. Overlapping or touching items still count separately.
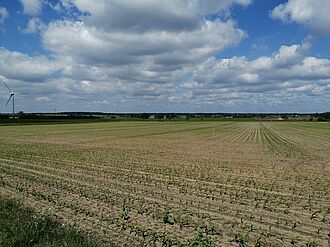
[168,113,177,119]
[155,114,163,120]
[17,111,25,118]
[141,113,150,120]
[318,112,330,121]
[316,112,330,122]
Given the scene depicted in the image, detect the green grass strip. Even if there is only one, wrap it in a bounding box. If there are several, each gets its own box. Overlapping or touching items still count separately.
[0,196,99,247]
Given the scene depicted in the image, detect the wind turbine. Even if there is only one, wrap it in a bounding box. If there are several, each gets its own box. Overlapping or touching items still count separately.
[2,80,27,116]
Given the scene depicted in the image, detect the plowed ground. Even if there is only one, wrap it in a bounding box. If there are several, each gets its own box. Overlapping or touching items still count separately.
[0,121,329,246]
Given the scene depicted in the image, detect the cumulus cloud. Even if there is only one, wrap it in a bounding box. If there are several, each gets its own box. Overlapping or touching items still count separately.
[20,0,43,16]
[176,43,330,108]
[43,19,245,67]
[38,0,247,100]
[2,1,329,112]
[0,7,9,24]
[21,17,45,33]
[0,47,62,82]
[271,0,330,35]
[193,43,330,87]
[66,0,251,32]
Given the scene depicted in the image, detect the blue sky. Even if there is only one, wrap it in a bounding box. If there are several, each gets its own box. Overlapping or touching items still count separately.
[0,0,330,113]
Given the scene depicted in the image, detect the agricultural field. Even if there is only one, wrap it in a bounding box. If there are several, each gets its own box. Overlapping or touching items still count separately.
[0,121,329,246]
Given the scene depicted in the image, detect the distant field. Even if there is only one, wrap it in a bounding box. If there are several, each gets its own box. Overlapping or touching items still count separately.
[0,121,329,246]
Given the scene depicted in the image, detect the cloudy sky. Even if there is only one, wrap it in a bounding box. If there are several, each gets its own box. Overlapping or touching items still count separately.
[0,0,330,113]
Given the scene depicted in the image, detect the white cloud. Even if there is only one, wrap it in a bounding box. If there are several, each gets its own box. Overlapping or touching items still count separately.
[42,19,245,67]
[174,43,330,109]
[18,0,249,110]
[35,96,50,102]
[66,0,251,32]
[37,0,248,103]
[271,0,330,35]
[2,1,329,112]
[20,0,43,16]
[0,47,62,82]
[0,7,9,24]
[38,15,245,104]
[192,43,330,87]
[21,18,45,34]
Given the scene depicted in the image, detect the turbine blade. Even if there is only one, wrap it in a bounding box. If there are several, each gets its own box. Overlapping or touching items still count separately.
[6,95,13,106]
[16,92,28,95]
[2,81,13,93]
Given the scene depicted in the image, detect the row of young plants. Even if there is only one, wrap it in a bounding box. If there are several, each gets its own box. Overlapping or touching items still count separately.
[0,121,329,246]
[1,157,328,246]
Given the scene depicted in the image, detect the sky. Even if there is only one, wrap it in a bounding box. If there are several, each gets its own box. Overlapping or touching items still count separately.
[0,0,330,113]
